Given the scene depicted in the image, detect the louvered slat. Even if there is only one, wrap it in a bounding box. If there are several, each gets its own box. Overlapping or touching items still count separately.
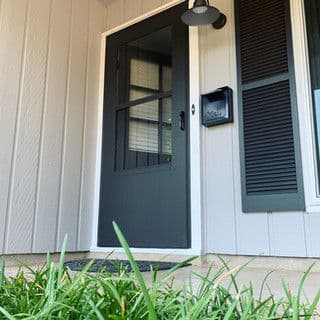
[242,81,298,195]
[236,0,305,211]
[239,0,288,83]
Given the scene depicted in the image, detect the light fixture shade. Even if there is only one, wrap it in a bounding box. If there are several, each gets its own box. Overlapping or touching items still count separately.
[181,0,220,26]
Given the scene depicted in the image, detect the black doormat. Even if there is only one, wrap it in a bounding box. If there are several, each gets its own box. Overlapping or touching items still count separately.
[65,259,190,273]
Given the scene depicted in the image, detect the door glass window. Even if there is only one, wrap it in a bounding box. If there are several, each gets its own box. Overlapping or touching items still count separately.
[115,97,172,170]
[115,26,173,171]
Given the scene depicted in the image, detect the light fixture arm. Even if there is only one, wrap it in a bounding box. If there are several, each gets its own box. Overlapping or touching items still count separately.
[212,12,227,29]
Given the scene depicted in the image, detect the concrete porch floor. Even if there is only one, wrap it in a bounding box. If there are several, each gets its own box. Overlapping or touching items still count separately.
[2,252,320,302]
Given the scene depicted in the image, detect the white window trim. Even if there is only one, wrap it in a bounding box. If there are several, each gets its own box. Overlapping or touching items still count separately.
[290,0,320,213]
[91,0,203,255]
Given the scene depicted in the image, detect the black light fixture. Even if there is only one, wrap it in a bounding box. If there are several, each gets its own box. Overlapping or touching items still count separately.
[181,0,227,29]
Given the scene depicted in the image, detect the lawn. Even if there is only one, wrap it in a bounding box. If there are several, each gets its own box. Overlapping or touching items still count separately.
[0,223,319,319]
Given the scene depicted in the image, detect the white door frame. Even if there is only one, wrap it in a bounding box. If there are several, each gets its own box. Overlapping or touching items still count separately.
[91,0,203,255]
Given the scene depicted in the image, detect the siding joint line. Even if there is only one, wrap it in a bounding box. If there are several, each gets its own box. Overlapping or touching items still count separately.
[3,0,30,254]
[55,0,74,252]
[31,0,54,253]
[76,0,91,251]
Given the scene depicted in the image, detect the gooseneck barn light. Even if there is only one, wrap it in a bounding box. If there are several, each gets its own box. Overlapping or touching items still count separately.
[181,0,227,29]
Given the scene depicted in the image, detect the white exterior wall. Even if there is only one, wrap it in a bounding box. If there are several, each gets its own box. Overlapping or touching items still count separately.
[0,0,106,254]
[1,0,319,257]
[200,0,320,257]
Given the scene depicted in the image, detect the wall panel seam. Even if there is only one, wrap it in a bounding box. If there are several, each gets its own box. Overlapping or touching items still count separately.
[31,0,53,253]
[76,0,91,250]
[304,214,312,256]
[229,0,239,254]
[231,111,238,250]
[266,213,271,255]
[104,2,108,31]
[0,0,6,252]
[3,0,30,253]
[202,26,209,252]
[56,0,74,252]
[0,0,5,253]
[0,0,4,35]
[302,212,308,256]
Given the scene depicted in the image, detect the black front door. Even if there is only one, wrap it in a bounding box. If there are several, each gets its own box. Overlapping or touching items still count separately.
[98,3,189,248]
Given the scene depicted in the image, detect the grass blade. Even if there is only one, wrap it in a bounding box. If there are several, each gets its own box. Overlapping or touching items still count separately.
[113,221,157,320]
[57,234,68,285]
[0,307,17,320]
[0,258,5,286]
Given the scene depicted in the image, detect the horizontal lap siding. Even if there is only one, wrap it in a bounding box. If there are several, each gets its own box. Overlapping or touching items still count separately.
[0,0,107,254]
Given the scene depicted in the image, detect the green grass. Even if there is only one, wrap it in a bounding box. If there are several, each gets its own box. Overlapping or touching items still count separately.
[0,222,319,319]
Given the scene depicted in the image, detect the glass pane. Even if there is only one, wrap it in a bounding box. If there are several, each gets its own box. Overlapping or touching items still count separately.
[129,99,158,122]
[162,97,172,124]
[117,26,172,104]
[115,97,172,170]
[162,126,172,155]
[130,59,159,90]
[129,88,154,102]
[162,98,172,159]
[128,120,159,153]
[162,66,172,92]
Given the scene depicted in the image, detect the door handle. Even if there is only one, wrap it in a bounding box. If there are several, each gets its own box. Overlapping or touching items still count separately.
[179,111,185,131]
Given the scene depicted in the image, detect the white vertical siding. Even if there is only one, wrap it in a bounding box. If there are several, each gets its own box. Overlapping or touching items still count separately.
[105,0,178,30]
[0,0,318,257]
[106,0,124,30]
[199,4,239,254]
[78,0,107,251]
[200,0,314,257]
[0,0,106,254]
[268,212,307,257]
[0,0,29,253]
[6,0,52,253]
[57,0,90,251]
[142,0,162,13]
[33,0,72,253]
[305,213,320,257]
[123,0,142,22]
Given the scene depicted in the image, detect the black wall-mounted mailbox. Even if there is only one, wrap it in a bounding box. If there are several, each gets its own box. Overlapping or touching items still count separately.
[201,86,233,127]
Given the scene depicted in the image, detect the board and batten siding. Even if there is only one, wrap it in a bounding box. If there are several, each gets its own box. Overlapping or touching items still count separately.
[1,0,319,257]
[0,0,107,254]
[200,0,320,257]
[104,0,320,257]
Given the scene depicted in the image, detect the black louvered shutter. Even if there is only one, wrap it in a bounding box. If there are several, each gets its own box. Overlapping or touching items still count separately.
[235,0,305,212]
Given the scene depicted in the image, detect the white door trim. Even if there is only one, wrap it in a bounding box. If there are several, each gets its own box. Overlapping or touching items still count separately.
[91,0,203,255]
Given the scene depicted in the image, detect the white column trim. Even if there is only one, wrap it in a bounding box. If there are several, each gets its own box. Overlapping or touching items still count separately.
[91,0,203,255]
[290,0,320,213]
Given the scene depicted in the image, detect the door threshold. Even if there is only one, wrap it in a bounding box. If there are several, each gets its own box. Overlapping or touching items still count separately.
[89,247,204,265]
[90,246,202,257]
